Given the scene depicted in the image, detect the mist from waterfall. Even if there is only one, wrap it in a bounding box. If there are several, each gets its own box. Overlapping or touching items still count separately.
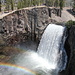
[37,24,67,72]
[0,24,67,75]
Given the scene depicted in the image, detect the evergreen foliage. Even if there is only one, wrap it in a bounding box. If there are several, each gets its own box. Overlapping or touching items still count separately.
[0,1,1,12]
[59,0,64,10]
[0,0,65,11]
[66,20,75,28]
[73,0,75,9]
[6,0,14,11]
[54,0,59,7]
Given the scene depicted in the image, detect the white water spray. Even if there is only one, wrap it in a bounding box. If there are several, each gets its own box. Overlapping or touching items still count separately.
[0,24,67,75]
[38,24,67,73]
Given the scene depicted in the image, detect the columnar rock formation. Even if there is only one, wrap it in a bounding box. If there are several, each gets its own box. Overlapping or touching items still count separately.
[0,6,50,44]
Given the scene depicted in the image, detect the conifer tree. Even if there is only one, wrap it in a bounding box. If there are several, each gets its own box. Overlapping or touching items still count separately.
[6,0,15,11]
[59,0,65,17]
[6,0,10,11]
[45,0,53,6]
[0,0,1,12]
[11,0,14,10]
[59,0,64,10]
[73,0,75,9]
[54,0,59,7]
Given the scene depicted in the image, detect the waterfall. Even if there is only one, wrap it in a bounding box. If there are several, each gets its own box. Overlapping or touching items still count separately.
[0,24,67,75]
[38,24,67,72]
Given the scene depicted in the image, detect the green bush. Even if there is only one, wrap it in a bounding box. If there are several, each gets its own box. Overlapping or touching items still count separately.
[65,20,75,28]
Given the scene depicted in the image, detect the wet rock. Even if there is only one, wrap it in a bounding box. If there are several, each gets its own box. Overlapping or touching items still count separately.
[65,25,75,75]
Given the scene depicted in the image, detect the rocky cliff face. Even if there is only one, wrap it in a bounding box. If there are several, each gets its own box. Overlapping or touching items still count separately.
[0,6,50,45]
[0,6,75,75]
[65,25,75,75]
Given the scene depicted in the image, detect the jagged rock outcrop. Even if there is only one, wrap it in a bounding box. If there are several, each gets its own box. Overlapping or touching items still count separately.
[65,25,75,75]
[0,6,72,45]
[0,6,75,75]
[0,6,50,45]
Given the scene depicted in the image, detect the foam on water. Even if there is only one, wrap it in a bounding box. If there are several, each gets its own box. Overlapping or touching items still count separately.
[0,24,67,75]
[38,24,67,72]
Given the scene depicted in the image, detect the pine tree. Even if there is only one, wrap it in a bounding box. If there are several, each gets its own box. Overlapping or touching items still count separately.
[0,0,1,12]
[54,0,59,7]
[6,0,10,11]
[45,0,53,6]
[59,0,65,17]
[6,0,15,11]
[59,0,64,10]
[73,0,75,9]
[11,0,14,10]
[17,0,23,9]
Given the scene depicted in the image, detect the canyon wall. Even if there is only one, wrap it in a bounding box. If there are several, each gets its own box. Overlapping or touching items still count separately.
[65,25,75,75]
[0,6,75,75]
[0,6,50,45]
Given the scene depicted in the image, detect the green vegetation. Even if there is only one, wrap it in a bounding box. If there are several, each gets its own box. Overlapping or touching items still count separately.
[59,0,65,10]
[54,0,59,7]
[45,0,65,8]
[0,0,65,12]
[66,20,75,28]
[5,0,15,11]
[73,0,75,11]
[0,1,1,12]
[17,0,44,9]
[73,0,75,7]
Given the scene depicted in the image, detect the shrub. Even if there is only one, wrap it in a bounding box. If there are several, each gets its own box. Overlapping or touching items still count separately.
[65,20,75,28]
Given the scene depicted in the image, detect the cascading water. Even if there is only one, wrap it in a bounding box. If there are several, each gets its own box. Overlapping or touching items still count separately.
[37,24,67,73]
[0,24,67,75]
